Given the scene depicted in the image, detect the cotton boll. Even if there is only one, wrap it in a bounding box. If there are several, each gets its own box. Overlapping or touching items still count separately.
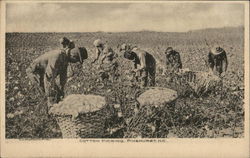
[7,113,15,119]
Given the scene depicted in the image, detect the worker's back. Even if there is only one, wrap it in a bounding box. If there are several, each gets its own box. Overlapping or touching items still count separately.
[28,49,68,77]
[132,48,156,68]
[102,44,116,64]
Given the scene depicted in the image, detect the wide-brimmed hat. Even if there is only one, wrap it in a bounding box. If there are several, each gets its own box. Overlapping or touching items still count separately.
[165,47,173,54]
[211,46,224,55]
[123,50,135,60]
[93,39,103,47]
[120,43,131,51]
[59,37,70,45]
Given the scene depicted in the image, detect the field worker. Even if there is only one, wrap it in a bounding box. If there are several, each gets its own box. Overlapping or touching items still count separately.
[164,47,182,74]
[26,47,88,110]
[208,46,228,77]
[92,39,118,82]
[120,43,156,87]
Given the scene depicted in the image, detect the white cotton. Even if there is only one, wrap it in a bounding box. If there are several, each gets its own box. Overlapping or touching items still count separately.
[49,94,106,116]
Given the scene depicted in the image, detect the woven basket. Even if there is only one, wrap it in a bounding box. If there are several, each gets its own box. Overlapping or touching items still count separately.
[176,70,222,95]
[55,109,109,138]
[49,94,114,138]
[125,87,178,138]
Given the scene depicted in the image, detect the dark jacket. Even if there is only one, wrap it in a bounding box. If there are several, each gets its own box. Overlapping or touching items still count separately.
[165,50,182,71]
[208,49,228,74]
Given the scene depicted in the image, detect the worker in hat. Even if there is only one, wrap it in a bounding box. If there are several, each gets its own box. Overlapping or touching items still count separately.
[59,37,75,55]
[26,47,88,110]
[120,43,156,87]
[92,39,118,82]
[207,46,228,77]
[164,47,182,75]
[59,37,75,49]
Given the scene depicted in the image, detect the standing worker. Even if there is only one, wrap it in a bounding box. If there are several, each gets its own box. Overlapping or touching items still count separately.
[164,47,182,74]
[92,39,118,82]
[207,46,228,77]
[26,47,88,110]
[120,43,156,87]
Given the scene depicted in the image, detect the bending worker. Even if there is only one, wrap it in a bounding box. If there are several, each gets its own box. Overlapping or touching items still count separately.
[120,44,156,87]
[26,45,88,110]
[92,39,118,82]
[208,46,228,77]
[165,47,182,74]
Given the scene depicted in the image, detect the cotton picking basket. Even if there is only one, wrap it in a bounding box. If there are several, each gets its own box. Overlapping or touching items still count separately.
[49,94,114,138]
[137,87,178,107]
[126,87,178,138]
[176,70,222,95]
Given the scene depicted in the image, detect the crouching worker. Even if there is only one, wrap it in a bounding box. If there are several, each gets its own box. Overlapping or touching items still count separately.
[26,47,88,110]
[120,44,156,87]
[207,46,228,77]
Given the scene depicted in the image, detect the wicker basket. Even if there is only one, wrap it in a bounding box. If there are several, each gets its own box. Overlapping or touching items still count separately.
[125,87,178,138]
[176,70,222,95]
[49,94,114,138]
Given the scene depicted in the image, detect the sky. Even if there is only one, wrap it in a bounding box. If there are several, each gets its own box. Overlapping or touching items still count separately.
[6,2,244,32]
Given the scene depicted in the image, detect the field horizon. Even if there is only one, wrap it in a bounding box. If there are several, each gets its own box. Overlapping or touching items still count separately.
[5,26,243,33]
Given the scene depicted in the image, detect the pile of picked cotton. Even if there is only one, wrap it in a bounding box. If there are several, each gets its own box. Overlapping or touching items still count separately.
[49,94,106,118]
[137,87,178,107]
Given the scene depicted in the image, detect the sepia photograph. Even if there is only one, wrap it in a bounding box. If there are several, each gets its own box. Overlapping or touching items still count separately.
[1,0,249,157]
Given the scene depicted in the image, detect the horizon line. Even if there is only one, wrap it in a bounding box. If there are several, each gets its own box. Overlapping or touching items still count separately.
[5,26,244,34]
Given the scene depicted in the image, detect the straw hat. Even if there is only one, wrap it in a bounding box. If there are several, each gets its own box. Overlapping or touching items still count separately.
[93,39,103,47]
[211,46,224,55]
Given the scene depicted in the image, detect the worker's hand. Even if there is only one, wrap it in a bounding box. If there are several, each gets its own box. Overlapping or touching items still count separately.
[59,91,65,100]
[131,69,138,74]
[220,72,226,78]
[161,70,167,76]
[133,68,142,73]
[58,85,64,92]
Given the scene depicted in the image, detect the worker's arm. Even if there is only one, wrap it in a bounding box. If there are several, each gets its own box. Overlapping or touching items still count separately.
[165,54,172,71]
[59,67,67,93]
[106,51,114,58]
[59,68,67,99]
[176,52,182,69]
[222,51,228,72]
[45,57,58,96]
[92,48,101,64]
[100,54,106,64]
[134,53,146,72]
[26,63,44,94]
[208,52,214,73]
[137,52,146,71]
[26,64,39,83]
